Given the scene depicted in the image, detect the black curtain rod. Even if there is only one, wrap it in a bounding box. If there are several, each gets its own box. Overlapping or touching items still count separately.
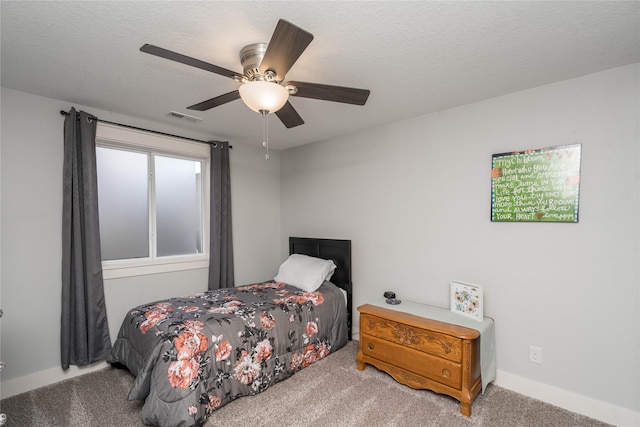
[59,110,231,148]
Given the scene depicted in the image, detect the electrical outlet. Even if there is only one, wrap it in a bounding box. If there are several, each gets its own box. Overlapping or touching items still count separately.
[529,345,543,364]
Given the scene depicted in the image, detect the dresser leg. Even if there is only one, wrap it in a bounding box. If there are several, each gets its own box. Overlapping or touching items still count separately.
[356,351,365,371]
[460,401,471,417]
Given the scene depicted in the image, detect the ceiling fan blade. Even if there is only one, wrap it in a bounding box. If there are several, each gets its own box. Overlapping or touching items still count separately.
[275,101,305,128]
[140,44,244,80]
[259,20,314,81]
[187,90,241,111]
[286,81,370,105]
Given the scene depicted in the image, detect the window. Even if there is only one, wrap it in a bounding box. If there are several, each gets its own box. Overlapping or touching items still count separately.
[95,123,210,279]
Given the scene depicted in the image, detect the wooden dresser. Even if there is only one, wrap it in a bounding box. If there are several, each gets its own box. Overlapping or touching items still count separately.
[356,303,482,416]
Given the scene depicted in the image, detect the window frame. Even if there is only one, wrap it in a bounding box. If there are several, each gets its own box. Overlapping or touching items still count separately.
[95,123,210,279]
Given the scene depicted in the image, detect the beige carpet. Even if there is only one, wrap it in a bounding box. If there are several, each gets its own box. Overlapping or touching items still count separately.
[0,341,612,427]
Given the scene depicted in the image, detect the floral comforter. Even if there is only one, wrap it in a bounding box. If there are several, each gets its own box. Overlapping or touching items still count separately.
[107,281,348,427]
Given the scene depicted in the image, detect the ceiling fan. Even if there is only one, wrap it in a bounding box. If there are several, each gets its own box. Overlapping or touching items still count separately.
[140,19,370,129]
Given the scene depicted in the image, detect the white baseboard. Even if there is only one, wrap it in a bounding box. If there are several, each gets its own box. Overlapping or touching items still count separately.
[0,360,108,399]
[495,370,639,427]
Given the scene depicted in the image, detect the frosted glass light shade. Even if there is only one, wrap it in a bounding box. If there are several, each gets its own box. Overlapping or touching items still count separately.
[239,81,289,114]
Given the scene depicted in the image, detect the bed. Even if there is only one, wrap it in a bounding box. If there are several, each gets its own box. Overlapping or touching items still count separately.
[107,237,352,427]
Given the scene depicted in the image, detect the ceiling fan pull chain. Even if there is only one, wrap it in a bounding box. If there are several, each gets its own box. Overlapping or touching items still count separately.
[260,110,270,160]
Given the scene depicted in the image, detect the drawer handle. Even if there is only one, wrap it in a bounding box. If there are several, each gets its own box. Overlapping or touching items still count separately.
[368,343,374,350]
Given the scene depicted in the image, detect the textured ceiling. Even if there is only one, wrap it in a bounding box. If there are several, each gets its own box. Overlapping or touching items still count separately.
[2,1,639,150]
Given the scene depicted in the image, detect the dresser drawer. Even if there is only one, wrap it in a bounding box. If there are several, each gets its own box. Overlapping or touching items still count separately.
[361,334,462,389]
[361,313,463,362]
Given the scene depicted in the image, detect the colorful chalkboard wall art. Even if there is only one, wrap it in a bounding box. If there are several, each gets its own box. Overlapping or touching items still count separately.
[491,144,581,222]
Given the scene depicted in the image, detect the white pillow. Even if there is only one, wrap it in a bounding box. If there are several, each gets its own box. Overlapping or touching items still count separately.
[274,254,337,292]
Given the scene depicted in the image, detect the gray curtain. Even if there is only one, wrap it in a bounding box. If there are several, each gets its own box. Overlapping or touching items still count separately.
[61,108,111,369]
[208,141,235,289]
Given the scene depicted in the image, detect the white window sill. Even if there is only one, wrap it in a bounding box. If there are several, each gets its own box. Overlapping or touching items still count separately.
[102,258,209,279]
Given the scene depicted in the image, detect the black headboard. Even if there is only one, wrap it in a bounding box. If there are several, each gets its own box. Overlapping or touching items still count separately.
[289,237,352,340]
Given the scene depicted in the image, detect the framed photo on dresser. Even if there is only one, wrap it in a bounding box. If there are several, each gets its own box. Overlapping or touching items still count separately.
[450,280,483,321]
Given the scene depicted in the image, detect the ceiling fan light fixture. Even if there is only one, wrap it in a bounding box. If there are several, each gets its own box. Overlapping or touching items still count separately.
[239,80,289,114]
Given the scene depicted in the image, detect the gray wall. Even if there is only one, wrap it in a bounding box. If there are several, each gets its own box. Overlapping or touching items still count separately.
[280,64,639,418]
[1,63,638,424]
[0,88,282,384]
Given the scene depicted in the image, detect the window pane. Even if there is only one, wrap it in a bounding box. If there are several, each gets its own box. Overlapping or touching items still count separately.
[155,155,203,257]
[96,147,149,260]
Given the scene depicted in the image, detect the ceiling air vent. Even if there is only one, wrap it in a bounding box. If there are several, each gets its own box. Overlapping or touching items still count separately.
[167,111,203,122]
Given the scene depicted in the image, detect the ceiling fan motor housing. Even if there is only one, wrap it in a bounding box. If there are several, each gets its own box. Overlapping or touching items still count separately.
[240,43,271,81]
